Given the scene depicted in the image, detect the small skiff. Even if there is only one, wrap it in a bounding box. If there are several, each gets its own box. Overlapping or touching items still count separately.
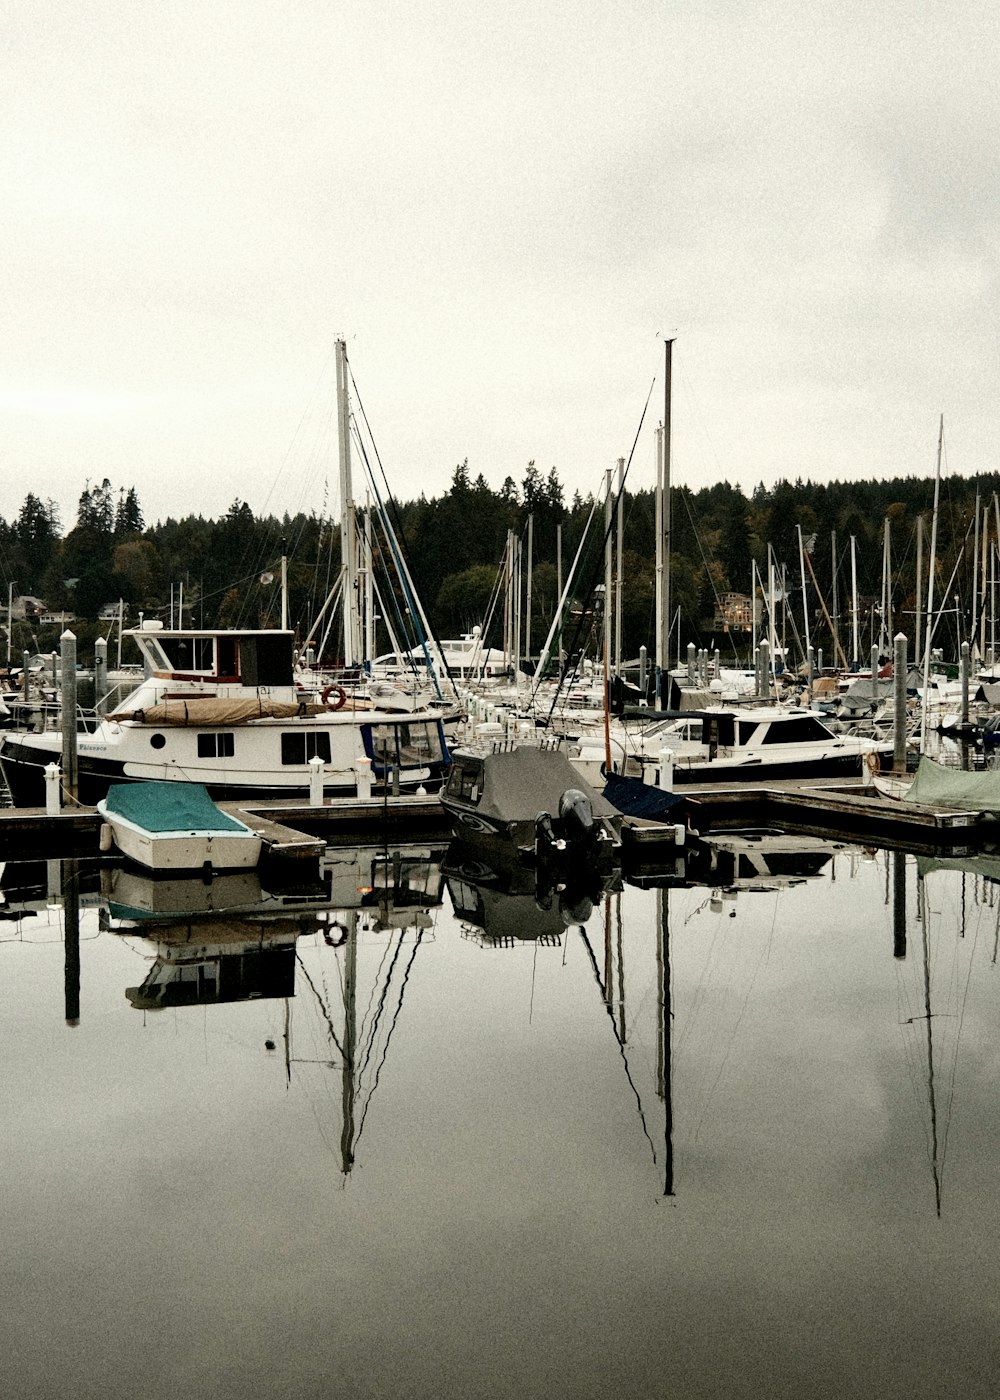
[97,781,262,873]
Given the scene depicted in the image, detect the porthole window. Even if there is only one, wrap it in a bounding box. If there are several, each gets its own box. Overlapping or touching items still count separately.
[150,733,166,750]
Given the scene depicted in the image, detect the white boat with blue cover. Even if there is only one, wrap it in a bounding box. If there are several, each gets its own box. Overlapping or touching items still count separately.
[97,781,263,873]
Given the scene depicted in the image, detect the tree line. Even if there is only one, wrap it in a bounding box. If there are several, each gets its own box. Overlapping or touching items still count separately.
[2,464,998,668]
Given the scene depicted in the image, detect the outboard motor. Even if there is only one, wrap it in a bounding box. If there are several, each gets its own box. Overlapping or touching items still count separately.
[558,788,596,845]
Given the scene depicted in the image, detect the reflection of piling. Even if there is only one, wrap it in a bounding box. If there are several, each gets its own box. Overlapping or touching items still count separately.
[63,858,80,1026]
[892,850,907,959]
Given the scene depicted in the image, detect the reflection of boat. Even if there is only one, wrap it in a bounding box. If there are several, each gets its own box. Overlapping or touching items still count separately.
[97,781,262,873]
[103,865,264,921]
[690,831,849,893]
[102,843,445,930]
[125,923,302,1011]
[444,843,614,945]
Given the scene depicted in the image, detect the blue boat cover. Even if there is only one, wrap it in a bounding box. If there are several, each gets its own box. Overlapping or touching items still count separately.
[102,781,250,834]
[601,770,686,821]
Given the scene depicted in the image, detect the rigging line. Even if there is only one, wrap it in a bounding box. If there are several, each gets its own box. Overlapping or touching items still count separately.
[352,430,451,699]
[938,903,984,1185]
[295,953,345,1058]
[355,928,424,1146]
[255,340,339,522]
[344,363,457,696]
[529,938,539,1025]
[679,489,742,662]
[542,378,656,723]
[355,929,410,1086]
[692,920,771,1144]
[577,924,658,1166]
[358,933,397,1047]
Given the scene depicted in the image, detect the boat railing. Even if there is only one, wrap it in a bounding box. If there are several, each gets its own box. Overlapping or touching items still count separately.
[6,699,102,736]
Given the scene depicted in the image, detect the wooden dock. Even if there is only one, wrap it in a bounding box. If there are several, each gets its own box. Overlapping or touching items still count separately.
[0,792,453,861]
[0,780,993,863]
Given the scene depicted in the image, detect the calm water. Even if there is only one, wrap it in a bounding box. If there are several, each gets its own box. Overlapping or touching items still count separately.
[2,841,1000,1399]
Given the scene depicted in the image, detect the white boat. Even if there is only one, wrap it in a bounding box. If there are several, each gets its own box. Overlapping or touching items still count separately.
[872,754,1000,819]
[372,628,508,682]
[611,704,895,784]
[97,781,263,873]
[0,619,455,805]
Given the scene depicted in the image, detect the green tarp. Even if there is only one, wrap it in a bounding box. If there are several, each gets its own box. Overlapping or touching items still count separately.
[903,756,1000,814]
[102,781,250,833]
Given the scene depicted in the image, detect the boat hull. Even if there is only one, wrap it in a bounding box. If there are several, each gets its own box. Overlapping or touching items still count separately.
[102,820,262,873]
[667,747,891,785]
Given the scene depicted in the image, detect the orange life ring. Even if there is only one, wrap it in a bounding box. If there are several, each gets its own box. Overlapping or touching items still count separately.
[864,750,881,774]
[321,684,347,711]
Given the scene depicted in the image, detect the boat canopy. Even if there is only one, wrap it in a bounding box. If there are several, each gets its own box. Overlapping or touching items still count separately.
[102,781,251,834]
[451,747,617,822]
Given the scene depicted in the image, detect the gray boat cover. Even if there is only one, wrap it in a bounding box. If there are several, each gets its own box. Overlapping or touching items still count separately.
[466,747,618,822]
[903,755,1000,813]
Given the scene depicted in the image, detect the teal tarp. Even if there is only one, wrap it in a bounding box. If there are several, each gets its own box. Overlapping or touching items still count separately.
[903,756,1000,814]
[102,781,249,834]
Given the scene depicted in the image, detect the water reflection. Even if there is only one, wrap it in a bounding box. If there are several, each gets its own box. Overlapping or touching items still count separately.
[4,835,1000,1397]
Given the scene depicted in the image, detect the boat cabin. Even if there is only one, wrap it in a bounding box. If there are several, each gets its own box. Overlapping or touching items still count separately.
[129,622,295,688]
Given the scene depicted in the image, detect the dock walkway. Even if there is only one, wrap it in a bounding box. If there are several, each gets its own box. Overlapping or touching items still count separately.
[0,779,993,862]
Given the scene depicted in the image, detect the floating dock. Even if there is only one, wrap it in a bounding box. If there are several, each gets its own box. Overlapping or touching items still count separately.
[0,792,454,861]
[0,779,995,863]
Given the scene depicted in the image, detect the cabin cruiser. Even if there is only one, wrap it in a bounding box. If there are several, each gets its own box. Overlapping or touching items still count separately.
[441,744,622,874]
[612,704,895,784]
[0,620,453,806]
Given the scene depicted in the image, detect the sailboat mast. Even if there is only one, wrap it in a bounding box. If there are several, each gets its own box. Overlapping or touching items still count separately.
[656,339,674,708]
[335,338,360,668]
[850,535,859,666]
[920,416,944,751]
[615,456,625,678]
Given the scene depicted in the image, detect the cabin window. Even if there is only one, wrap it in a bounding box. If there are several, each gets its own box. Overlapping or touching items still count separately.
[280,732,332,765]
[760,716,831,744]
[445,764,481,803]
[150,733,166,750]
[197,733,235,758]
[160,637,213,672]
[370,721,441,770]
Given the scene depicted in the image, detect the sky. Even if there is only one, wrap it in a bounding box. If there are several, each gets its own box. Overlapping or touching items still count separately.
[3,0,998,532]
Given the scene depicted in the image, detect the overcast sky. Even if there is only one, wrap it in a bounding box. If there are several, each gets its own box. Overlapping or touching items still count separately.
[4,1,998,531]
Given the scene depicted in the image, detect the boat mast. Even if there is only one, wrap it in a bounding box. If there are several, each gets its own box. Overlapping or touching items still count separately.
[915,514,924,667]
[920,415,944,752]
[655,339,674,709]
[972,491,980,657]
[850,535,859,667]
[880,517,891,656]
[335,338,360,668]
[797,524,812,665]
[604,466,613,683]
